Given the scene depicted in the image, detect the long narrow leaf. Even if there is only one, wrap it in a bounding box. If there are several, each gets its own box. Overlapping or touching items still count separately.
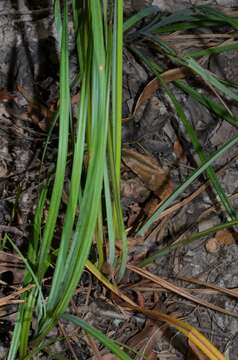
[137,131,238,236]
[62,314,132,360]
[37,2,70,280]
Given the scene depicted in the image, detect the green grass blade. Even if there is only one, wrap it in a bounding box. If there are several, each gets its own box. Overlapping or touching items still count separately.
[62,314,132,360]
[112,0,123,184]
[7,186,48,359]
[37,2,70,280]
[32,1,111,342]
[31,186,48,263]
[111,0,128,278]
[104,162,116,265]
[184,41,238,59]
[18,290,37,358]
[132,52,237,221]
[7,307,23,360]
[161,82,237,221]
[176,80,238,128]
[107,130,128,278]
[95,202,105,269]
[6,236,45,310]
[139,6,238,34]
[197,6,238,30]
[140,218,238,266]
[53,0,62,39]
[123,6,158,32]
[46,68,89,311]
[140,7,199,33]
[137,131,238,236]
[186,57,238,102]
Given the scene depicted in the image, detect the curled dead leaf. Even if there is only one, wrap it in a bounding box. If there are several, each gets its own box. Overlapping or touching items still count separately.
[133,67,188,115]
[122,148,171,199]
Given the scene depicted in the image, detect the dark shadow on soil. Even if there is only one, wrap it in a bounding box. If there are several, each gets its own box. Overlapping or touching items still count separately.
[8,0,58,95]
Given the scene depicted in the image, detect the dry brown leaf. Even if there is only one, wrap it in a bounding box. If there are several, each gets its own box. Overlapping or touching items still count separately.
[158,178,174,201]
[0,225,24,237]
[206,229,235,253]
[133,67,188,114]
[27,104,52,131]
[122,148,170,198]
[116,236,144,251]
[173,139,187,161]
[132,247,148,262]
[137,323,164,360]
[146,353,157,360]
[127,202,141,227]
[144,198,160,218]
[121,178,150,203]
[215,229,235,246]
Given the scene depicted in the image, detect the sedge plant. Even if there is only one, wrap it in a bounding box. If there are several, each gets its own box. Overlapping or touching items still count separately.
[8,1,128,358]
[7,2,238,360]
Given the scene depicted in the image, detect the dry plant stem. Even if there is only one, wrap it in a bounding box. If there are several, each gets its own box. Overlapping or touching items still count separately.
[87,262,225,360]
[127,265,238,318]
[144,151,238,241]
[0,284,34,307]
[161,34,233,40]
[58,321,79,360]
[199,74,232,115]
[158,190,238,253]
[127,280,238,295]
[139,325,163,360]
[178,276,238,300]
[129,285,237,296]
[85,334,103,360]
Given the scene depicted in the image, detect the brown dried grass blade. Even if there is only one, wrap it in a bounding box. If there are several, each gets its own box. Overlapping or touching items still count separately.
[137,307,225,360]
[127,264,238,318]
[179,276,238,300]
[0,284,34,307]
[87,261,225,360]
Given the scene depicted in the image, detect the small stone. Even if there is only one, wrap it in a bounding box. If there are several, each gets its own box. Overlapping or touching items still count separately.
[206,237,219,253]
